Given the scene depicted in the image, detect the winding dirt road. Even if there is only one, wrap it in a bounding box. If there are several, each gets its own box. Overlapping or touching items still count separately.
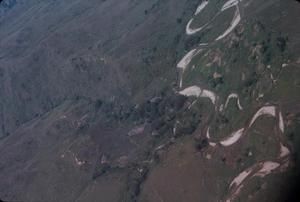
[176,0,291,201]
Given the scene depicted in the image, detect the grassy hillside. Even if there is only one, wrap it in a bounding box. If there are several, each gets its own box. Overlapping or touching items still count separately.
[0,0,300,201]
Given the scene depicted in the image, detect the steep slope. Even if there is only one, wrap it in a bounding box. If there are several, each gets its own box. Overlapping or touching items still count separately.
[0,0,198,138]
[140,0,300,201]
[0,0,300,202]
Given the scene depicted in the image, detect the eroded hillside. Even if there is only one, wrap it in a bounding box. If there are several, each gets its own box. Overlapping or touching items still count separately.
[0,0,300,202]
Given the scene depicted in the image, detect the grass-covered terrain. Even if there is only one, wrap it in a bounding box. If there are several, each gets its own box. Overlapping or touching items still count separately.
[0,0,300,202]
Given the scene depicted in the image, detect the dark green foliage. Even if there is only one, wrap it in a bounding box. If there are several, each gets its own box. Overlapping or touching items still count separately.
[125,167,149,202]
[216,114,229,125]
[92,164,111,180]
[276,36,288,52]
[176,18,182,24]
[184,35,202,50]
[209,76,224,89]
[244,72,258,87]
[194,138,209,151]
[0,0,16,9]
[260,40,272,64]
[0,68,4,77]
[176,111,201,136]
[95,99,103,109]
